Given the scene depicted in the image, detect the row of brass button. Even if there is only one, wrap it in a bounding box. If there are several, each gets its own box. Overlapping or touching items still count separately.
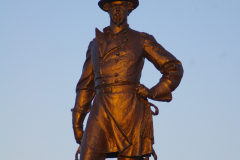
[100,53,120,65]
[100,52,121,84]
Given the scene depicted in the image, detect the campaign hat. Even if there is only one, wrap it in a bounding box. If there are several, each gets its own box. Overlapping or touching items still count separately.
[98,0,139,12]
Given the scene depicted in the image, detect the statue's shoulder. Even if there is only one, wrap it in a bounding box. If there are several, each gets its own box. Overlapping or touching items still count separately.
[140,32,150,37]
[85,38,96,57]
[92,38,97,43]
[129,29,151,39]
[87,38,95,48]
[135,30,157,43]
[89,38,98,47]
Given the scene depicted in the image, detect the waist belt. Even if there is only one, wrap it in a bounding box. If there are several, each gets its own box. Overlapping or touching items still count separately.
[96,84,138,94]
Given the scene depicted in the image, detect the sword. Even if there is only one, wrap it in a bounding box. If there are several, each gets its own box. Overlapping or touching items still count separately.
[75,145,81,160]
[148,102,159,116]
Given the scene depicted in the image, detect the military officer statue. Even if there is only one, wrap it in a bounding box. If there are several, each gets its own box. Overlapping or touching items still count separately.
[72,0,183,160]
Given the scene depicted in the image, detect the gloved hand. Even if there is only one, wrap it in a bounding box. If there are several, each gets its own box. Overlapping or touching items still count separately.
[135,84,154,100]
[73,126,84,144]
[72,111,87,144]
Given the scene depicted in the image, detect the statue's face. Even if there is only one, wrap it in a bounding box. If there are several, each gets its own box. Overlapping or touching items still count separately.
[108,1,129,27]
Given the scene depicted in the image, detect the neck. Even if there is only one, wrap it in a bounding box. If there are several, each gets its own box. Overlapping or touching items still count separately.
[110,19,128,35]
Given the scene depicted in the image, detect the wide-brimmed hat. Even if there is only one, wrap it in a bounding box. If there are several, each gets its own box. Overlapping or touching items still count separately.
[98,0,139,12]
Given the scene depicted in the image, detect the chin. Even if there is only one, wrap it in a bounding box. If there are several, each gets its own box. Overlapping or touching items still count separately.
[112,18,126,27]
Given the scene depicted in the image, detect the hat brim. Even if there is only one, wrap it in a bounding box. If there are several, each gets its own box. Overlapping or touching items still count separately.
[98,0,139,12]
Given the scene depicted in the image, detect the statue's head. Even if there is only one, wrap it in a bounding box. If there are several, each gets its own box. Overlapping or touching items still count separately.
[98,0,139,26]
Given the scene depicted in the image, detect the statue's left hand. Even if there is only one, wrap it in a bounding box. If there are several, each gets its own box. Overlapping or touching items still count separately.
[135,84,154,100]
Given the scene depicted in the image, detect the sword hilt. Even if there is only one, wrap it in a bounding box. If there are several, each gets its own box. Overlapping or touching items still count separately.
[75,146,81,160]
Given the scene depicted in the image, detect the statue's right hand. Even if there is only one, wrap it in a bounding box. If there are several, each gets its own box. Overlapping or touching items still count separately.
[76,138,82,145]
[74,127,84,144]
[72,110,87,145]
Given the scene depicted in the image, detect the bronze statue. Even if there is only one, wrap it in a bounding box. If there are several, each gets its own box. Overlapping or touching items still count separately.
[72,0,183,160]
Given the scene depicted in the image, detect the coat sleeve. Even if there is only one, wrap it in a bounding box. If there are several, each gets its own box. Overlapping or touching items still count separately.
[143,34,183,102]
[72,41,96,113]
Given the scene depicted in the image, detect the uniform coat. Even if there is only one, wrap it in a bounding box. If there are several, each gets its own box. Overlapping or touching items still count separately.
[72,25,183,158]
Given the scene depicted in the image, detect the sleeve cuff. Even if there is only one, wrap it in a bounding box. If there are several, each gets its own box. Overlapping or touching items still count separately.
[151,82,172,102]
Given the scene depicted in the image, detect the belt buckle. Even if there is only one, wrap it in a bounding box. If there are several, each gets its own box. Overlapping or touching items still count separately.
[103,86,112,93]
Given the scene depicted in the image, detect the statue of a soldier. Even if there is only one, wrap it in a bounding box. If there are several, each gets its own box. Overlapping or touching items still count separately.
[72,0,183,160]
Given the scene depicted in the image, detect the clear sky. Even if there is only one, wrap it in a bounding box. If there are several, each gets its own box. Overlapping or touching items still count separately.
[1,0,240,160]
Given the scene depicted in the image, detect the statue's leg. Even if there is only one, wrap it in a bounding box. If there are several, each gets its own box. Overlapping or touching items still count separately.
[80,152,107,160]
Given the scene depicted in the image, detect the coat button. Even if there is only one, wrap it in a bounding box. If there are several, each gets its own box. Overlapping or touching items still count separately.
[102,81,105,85]
[116,53,120,56]
[115,59,119,63]
[115,73,118,77]
[115,79,118,83]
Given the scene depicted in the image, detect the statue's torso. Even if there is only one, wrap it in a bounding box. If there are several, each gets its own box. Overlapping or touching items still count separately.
[91,28,147,88]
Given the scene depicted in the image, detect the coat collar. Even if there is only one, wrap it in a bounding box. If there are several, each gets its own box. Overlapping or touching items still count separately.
[96,28,107,58]
[96,25,129,58]
[103,24,129,40]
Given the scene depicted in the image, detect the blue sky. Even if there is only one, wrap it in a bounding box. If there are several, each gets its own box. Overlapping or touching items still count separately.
[1,0,240,160]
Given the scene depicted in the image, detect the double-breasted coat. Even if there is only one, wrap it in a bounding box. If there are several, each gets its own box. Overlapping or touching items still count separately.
[72,25,183,158]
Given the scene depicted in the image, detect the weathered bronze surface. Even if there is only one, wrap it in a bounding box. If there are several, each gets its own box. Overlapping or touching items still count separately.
[72,0,183,160]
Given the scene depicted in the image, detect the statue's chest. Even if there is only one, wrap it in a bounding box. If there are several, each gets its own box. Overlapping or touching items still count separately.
[91,38,143,70]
